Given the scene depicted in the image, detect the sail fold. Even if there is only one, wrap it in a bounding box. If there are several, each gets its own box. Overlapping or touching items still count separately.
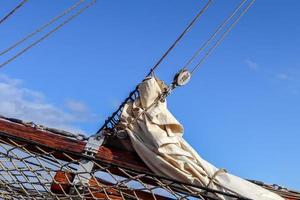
[119,76,283,200]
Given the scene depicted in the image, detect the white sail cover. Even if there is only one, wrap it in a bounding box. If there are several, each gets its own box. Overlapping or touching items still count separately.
[119,76,283,200]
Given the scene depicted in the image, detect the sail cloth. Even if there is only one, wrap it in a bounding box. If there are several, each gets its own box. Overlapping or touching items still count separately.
[119,76,283,200]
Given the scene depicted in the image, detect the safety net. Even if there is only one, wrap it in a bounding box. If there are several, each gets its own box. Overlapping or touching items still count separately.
[0,117,298,200]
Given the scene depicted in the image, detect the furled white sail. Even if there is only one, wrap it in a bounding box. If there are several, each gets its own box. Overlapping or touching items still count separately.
[119,76,283,200]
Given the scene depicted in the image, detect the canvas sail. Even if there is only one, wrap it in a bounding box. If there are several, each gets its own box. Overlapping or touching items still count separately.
[119,76,284,200]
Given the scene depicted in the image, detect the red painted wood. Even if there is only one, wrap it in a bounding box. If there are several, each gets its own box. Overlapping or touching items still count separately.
[1,118,298,200]
[51,171,171,200]
[0,119,149,172]
[51,171,75,194]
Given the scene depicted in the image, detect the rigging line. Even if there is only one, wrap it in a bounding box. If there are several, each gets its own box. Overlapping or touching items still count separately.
[147,0,212,75]
[0,0,85,56]
[96,1,212,134]
[0,0,28,25]
[0,0,96,69]
[191,0,255,74]
[97,1,255,133]
[182,0,247,70]
[94,74,248,200]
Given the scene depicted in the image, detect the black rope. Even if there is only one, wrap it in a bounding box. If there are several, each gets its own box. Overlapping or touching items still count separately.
[0,0,28,25]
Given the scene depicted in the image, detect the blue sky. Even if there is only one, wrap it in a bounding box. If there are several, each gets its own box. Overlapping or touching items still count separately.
[0,0,299,190]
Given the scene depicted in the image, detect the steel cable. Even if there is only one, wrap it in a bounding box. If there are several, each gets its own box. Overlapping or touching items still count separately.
[95,2,256,197]
[0,0,96,68]
[97,0,212,133]
[96,0,256,134]
[148,0,212,75]
[0,0,28,25]
[190,0,256,74]
[182,0,247,71]
[0,0,85,56]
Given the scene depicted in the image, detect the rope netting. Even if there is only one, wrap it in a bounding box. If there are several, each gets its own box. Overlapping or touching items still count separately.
[0,117,298,200]
[0,133,248,200]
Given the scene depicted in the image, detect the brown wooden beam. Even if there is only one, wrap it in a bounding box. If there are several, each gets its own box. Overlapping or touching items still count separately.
[0,119,149,172]
[51,171,172,200]
[0,118,296,200]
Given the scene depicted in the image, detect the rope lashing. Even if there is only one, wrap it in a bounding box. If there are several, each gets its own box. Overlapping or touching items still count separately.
[207,168,227,188]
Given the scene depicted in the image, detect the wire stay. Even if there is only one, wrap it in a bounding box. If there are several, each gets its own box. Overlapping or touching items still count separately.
[95,0,255,135]
[0,0,96,68]
[0,0,28,25]
[190,0,256,74]
[0,0,85,56]
[96,0,213,134]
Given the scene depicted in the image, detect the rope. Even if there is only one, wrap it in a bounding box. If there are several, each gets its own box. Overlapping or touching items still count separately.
[148,0,212,75]
[95,2,256,198]
[113,77,250,200]
[190,0,256,74]
[207,168,227,188]
[182,0,248,70]
[0,132,253,199]
[0,0,96,68]
[96,0,212,134]
[0,0,28,25]
[0,0,85,56]
[114,78,169,136]
[96,0,256,135]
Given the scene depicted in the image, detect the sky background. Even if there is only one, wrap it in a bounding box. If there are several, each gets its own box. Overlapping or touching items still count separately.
[0,0,299,190]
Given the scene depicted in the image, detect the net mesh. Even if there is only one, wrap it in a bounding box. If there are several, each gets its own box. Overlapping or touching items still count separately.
[0,133,244,200]
[0,116,295,200]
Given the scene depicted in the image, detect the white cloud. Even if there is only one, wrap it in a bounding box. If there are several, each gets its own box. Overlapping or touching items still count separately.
[0,74,95,134]
[276,73,291,81]
[245,59,259,71]
[65,99,89,114]
[243,60,300,94]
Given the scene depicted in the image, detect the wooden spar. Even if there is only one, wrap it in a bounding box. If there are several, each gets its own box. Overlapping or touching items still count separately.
[88,177,174,200]
[0,118,177,194]
[0,118,299,200]
[0,119,175,199]
[51,171,173,200]
[0,118,149,173]
[0,118,172,199]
